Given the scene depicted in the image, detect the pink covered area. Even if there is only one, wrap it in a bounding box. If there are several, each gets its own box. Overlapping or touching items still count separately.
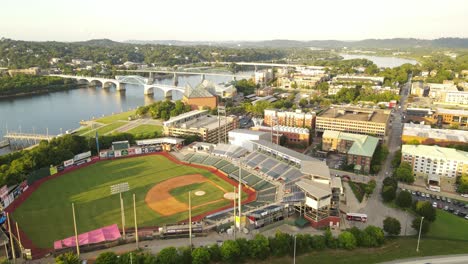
[54,224,121,250]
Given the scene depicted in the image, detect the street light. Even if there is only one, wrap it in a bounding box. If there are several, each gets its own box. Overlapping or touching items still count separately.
[293,234,297,264]
[416,216,424,252]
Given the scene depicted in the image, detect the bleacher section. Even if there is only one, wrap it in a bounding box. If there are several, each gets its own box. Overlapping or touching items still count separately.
[213,160,230,169]
[203,156,221,166]
[212,144,248,158]
[184,153,194,161]
[188,154,208,164]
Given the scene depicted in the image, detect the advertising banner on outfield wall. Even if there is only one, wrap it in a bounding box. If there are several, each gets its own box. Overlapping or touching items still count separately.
[121,149,129,156]
[0,185,8,200]
[107,151,115,158]
[135,147,142,155]
[114,151,122,158]
[128,148,136,155]
[63,159,74,167]
[74,151,92,162]
[99,151,108,159]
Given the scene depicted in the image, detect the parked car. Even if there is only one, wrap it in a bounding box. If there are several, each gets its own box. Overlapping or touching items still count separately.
[454,210,460,215]
[441,196,446,202]
[461,194,468,198]
[465,215,468,220]
[448,208,455,213]
[412,191,417,195]
[444,205,449,211]
[438,203,443,209]
[447,198,452,203]
[416,191,421,196]
[432,202,438,208]
[436,196,441,200]
[459,212,467,218]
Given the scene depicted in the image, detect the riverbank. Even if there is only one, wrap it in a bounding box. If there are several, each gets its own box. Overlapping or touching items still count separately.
[0,83,85,99]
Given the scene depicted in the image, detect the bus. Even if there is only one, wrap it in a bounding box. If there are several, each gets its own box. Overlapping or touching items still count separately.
[346,213,368,223]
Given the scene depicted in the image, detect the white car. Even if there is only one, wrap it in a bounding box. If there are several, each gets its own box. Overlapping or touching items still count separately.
[461,194,468,198]
[432,202,437,208]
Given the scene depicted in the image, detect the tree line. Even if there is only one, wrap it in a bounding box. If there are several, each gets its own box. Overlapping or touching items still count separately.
[55,227,387,264]
[0,74,78,97]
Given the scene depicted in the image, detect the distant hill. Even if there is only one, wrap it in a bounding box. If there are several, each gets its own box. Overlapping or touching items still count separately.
[73,39,125,47]
[125,38,468,49]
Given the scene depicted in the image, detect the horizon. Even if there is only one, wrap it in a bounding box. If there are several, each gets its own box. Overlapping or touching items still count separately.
[1,0,467,42]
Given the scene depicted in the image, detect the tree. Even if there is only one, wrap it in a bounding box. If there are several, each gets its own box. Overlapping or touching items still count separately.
[235,238,250,261]
[324,228,338,249]
[299,98,308,107]
[415,201,436,222]
[338,231,357,249]
[249,234,270,259]
[396,190,412,208]
[395,162,414,183]
[157,247,179,264]
[177,246,192,264]
[208,244,222,262]
[191,247,210,264]
[362,226,385,247]
[392,150,402,167]
[364,180,377,197]
[95,252,118,264]
[55,252,80,264]
[412,217,430,234]
[383,217,401,236]
[310,235,326,250]
[381,185,396,202]
[220,240,241,263]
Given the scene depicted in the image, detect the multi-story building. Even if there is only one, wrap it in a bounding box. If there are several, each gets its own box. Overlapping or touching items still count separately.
[432,108,468,128]
[334,75,384,85]
[254,69,274,86]
[440,91,468,106]
[264,109,316,128]
[402,145,468,186]
[402,123,468,146]
[277,74,328,89]
[322,130,379,173]
[315,106,390,138]
[251,125,311,147]
[163,110,239,143]
[182,81,219,110]
[8,67,40,77]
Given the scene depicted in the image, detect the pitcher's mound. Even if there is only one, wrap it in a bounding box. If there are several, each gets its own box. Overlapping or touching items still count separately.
[194,191,206,196]
[223,192,238,200]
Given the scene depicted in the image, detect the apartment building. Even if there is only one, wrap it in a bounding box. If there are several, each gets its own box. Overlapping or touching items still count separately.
[402,145,468,185]
[322,130,379,173]
[440,91,468,106]
[315,106,390,138]
[264,109,316,128]
[251,125,311,147]
[402,123,468,146]
[163,110,239,143]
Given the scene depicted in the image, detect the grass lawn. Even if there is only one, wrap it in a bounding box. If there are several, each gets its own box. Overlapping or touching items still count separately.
[427,210,468,241]
[83,122,126,137]
[75,126,94,136]
[12,155,239,248]
[348,181,365,202]
[262,237,468,264]
[95,110,136,124]
[170,182,229,207]
[126,124,163,136]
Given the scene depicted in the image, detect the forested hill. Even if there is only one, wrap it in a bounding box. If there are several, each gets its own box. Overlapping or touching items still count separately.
[127,38,468,49]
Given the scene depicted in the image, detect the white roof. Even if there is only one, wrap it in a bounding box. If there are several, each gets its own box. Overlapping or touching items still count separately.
[295,179,331,198]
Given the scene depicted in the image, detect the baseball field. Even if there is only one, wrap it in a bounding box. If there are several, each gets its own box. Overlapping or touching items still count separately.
[12,154,248,249]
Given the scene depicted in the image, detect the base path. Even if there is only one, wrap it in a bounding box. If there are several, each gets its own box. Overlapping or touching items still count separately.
[145,174,225,216]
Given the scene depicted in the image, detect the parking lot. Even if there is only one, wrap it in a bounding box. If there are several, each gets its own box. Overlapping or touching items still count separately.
[402,188,468,220]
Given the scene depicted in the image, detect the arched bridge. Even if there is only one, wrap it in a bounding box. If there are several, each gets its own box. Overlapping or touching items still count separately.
[49,74,186,96]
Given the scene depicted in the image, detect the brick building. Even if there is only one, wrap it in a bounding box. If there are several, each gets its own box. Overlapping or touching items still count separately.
[264,109,316,128]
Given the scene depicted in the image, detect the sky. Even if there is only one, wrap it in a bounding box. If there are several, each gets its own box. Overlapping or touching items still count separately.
[1,0,467,42]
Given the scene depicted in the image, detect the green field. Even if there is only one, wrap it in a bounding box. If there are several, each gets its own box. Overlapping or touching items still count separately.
[13,155,239,248]
[170,182,228,207]
[427,210,468,241]
[126,124,163,136]
[95,110,136,124]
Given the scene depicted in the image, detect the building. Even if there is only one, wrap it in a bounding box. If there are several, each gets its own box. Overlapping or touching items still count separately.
[163,110,239,143]
[316,106,390,138]
[402,123,468,146]
[334,75,384,85]
[402,145,468,186]
[228,129,271,151]
[251,125,311,147]
[322,130,379,173]
[411,82,429,97]
[196,80,237,99]
[439,91,468,106]
[264,109,316,128]
[71,59,93,67]
[254,69,274,85]
[182,81,218,110]
[277,74,327,89]
[426,82,458,99]
[8,67,40,76]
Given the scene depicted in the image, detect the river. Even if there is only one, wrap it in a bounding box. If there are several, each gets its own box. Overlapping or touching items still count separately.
[339,53,418,68]
[0,72,252,155]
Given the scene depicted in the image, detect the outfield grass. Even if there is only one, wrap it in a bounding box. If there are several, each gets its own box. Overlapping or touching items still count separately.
[95,110,136,124]
[427,210,468,241]
[126,124,163,136]
[262,237,468,264]
[12,155,240,248]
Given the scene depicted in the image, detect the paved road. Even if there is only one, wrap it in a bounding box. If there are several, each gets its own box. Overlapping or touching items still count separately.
[349,75,416,234]
[381,254,468,264]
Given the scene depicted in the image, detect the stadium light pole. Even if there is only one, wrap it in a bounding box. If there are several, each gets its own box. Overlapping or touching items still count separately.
[72,203,80,256]
[416,216,424,252]
[15,222,22,251]
[233,187,236,239]
[293,234,297,264]
[120,192,126,238]
[189,191,192,250]
[7,213,15,262]
[133,194,139,249]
